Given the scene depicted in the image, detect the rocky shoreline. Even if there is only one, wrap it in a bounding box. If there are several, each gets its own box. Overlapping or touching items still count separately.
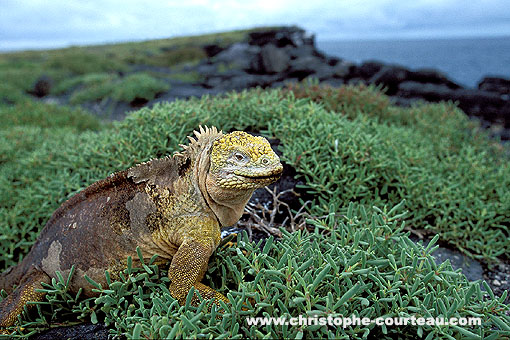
[35,26,510,139]
[152,26,510,140]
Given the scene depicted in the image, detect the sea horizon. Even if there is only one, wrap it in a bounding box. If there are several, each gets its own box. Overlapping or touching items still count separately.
[3,32,510,52]
[317,35,510,88]
[318,33,510,43]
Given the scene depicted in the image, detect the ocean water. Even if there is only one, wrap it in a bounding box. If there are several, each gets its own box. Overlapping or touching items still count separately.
[316,36,510,88]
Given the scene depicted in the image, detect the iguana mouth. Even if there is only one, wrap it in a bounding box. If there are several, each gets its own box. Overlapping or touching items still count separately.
[240,173,281,180]
[234,167,283,181]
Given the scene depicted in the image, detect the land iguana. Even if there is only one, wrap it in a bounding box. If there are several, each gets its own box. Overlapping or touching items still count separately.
[0,126,283,328]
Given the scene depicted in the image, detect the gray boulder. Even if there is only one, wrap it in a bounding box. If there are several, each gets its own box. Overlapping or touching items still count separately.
[287,55,324,79]
[214,43,260,71]
[369,65,410,95]
[285,45,318,60]
[478,77,510,95]
[408,68,461,89]
[357,60,385,79]
[248,26,314,47]
[312,65,339,81]
[254,44,290,74]
[204,69,281,91]
[398,81,510,123]
[194,62,219,77]
[203,44,225,58]
[332,60,356,79]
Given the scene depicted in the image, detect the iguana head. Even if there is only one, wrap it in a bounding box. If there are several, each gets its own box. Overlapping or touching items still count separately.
[208,131,283,189]
[193,128,283,226]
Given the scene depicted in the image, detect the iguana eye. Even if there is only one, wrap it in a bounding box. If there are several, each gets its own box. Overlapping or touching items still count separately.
[261,157,270,165]
[233,152,247,162]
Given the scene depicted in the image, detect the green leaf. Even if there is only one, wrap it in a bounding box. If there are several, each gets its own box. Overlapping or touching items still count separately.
[132,323,142,339]
[334,283,362,309]
[489,314,510,331]
[450,325,481,339]
[84,275,102,289]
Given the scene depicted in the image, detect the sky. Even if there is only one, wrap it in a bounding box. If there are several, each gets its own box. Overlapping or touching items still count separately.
[1,0,510,51]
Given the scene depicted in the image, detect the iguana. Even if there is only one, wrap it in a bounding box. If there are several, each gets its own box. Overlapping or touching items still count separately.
[0,126,283,328]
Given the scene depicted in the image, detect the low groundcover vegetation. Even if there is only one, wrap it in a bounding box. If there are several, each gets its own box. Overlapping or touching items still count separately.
[0,84,509,338]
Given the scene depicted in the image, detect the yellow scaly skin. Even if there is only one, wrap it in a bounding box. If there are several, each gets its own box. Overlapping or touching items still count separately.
[0,126,283,330]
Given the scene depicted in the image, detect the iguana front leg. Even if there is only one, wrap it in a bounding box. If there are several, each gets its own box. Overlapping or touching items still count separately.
[0,268,50,329]
[168,238,228,306]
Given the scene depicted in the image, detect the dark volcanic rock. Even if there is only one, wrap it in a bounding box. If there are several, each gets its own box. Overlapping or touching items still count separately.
[248,26,313,47]
[478,76,510,95]
[360,64,463,96]
[194,62,219,77]
[432,246,484,282]
[227,74,280,90]
[284,44,319,60]
[255,44,290,74]
[204,70,280,91]
[159,83,223,100]
[326,56,341,66]
[312,65,339,81]
[30,75,52,98]
[269,78,300,89]
[287,55,324,79]
[357,60,385,79]
[369,65,410,95]
[213,43,260,71]
[455,91,510,123]
[30,322,109,340]
[66,26,510,139]
[203,44,225,58]
[398,81,510,124]
[398,82,462,101]
[484,262,510,304]
[332,60,357,79]
[408,68,462,89]
[249,30,283,46]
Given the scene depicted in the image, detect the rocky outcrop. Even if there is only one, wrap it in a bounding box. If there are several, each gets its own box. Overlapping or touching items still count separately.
[213,43,260,71]
[256,44,291,74]
[398,82,510,123]
[478,77,510,95]
[201,33,328,90]
[31,26,509,139]
[193,26,510,139]
[408,69,461,89]
[248,28,315,47]
[42,26,503,138]
[202,44,226,58]
[369,65,410,95]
